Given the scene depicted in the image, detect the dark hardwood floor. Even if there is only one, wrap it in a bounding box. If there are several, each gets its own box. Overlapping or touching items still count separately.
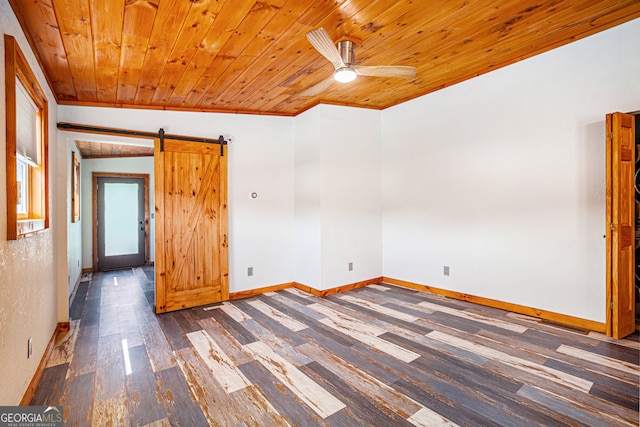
[32,268,639,426]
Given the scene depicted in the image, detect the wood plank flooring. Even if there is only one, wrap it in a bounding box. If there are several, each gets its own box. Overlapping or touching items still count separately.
[32,268,639,426]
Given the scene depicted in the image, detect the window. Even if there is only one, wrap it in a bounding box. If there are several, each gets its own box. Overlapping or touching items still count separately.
[5,35,48,239]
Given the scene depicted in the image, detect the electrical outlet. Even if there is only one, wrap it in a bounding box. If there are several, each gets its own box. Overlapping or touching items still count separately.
[348,262,353,272]
[28,337,32,358]
[248,267,253,277]
[444,266,450,276]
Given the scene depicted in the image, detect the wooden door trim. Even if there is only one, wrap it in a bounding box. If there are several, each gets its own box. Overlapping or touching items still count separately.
[220,147,229,302]
[154,139,166,311]
[92,172,150,271]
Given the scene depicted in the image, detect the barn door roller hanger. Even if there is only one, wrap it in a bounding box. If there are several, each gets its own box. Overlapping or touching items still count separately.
[158,128,229,156]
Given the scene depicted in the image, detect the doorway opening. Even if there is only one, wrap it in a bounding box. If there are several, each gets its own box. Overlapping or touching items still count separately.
[93,173,150,271]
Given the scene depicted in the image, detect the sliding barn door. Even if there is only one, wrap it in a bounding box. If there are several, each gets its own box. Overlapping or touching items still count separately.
[606,112,635,338]
[155,137,228,313]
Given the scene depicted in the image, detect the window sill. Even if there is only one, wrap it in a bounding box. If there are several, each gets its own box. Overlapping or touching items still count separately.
[17,219,45,238]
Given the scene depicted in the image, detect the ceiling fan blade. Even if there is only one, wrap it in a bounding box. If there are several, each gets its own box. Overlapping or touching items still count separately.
[306,28,344,70]
[354,65,416,79]
[298,77,336,98]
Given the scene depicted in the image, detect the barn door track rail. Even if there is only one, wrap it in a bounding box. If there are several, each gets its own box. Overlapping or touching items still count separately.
[57,122,229,156]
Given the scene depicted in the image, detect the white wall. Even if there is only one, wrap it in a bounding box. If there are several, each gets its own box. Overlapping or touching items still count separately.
[66,142,82,297]
[319,105,382,289]
[294,105,382,290]
[382,18,640,323]
[78,156,155,269]
[0,0,62,405]
[58,106,295,293]
[63,102,384,293]
[293,108,322,288]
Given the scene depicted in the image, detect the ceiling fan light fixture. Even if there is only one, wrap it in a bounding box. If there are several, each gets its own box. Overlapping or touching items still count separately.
[334,67,356,83]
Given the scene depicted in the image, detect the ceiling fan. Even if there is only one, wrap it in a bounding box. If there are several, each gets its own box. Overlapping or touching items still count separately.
[302,28,417,96]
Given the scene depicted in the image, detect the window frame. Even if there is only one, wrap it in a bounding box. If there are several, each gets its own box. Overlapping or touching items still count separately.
[5,34,49,239]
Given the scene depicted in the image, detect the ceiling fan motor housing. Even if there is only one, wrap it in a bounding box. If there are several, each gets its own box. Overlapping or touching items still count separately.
[337,40,356,66]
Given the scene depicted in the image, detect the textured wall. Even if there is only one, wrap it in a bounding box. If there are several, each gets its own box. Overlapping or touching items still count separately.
[0,0,61,405]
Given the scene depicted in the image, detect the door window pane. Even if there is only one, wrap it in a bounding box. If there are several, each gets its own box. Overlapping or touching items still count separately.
[104,182,139,256]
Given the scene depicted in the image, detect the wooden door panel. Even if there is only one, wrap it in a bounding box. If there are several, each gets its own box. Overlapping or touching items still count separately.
[155,137,228,313]
[606,112,635,339]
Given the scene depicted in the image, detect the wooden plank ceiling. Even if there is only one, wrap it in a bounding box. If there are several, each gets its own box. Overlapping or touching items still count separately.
[10,0,640,117]
[74,140,153,158]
